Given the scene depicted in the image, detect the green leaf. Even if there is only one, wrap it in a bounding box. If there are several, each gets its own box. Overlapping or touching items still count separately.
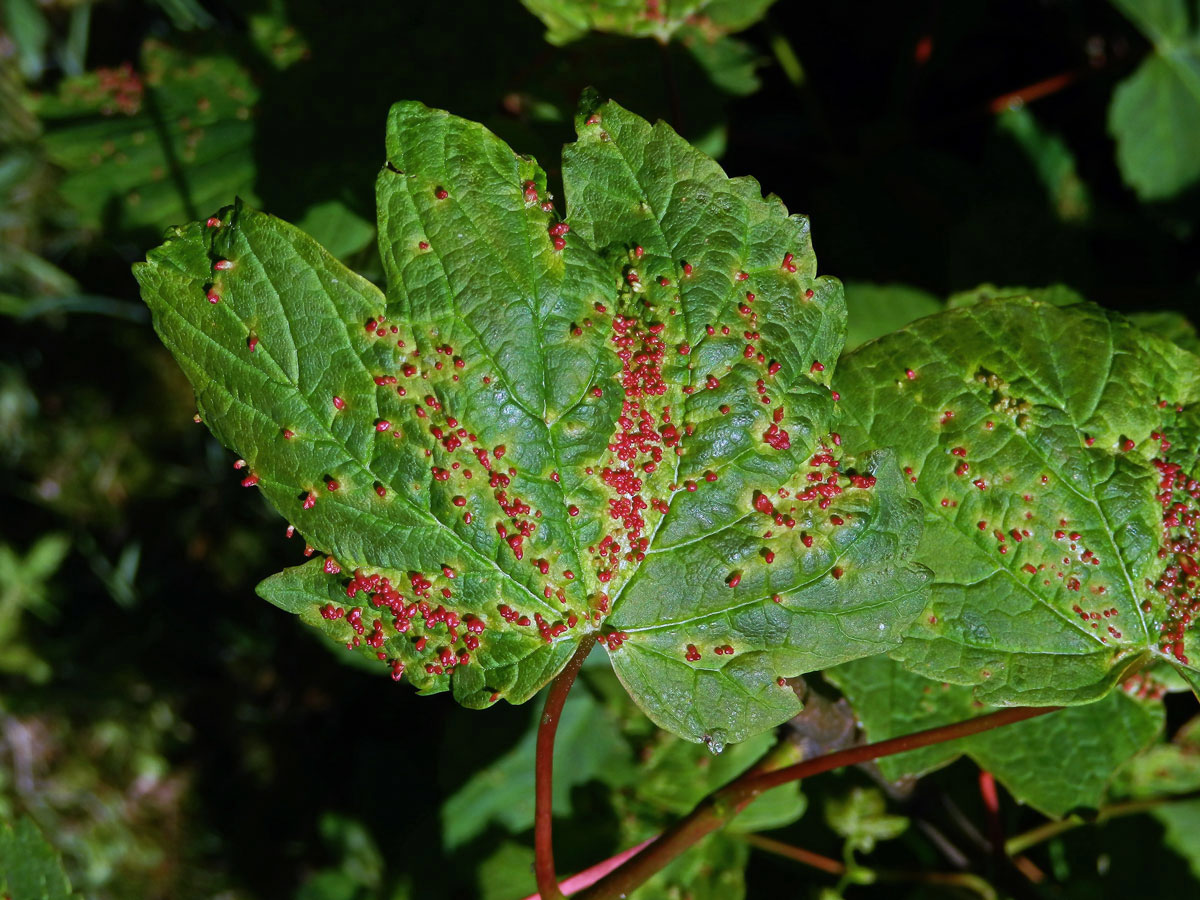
[4,0,50,81]
[824,786,908,855]
[611,728,791,900]
[834,297,1200,704]
[1109,51,1200,200]
[996,107,1090,221]
[440,685,632,849]
[475,841,537,900]
[135,97,927,745]
[1112,712,1200,798]
[631,728,805,832]
[38,39,258,234]
[0,817,76,900]
[635,833,748,900]
[1155,800,1200,881]
[519,0,778,95]
[295,200,377,262]
[1176,663,1200,702]
[1128,310,1200,356]
[1106,0,1200,201]
[1110,0,1191,44]
[295,814,387,900]
[0,533,70,681]
[827,655,1164,817]
[842,282,941,352]
[682,34,765,96]
[521,0,776,45]
[151,0,216,31]
[945,282,1084,309]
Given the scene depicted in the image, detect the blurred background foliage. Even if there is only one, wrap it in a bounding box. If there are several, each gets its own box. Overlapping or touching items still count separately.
[1,1,1199,898]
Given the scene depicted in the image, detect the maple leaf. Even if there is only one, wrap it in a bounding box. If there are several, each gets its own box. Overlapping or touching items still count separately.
[135,96,927,744]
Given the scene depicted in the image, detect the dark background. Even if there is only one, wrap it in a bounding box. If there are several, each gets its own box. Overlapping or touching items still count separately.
[2,1,1198,897]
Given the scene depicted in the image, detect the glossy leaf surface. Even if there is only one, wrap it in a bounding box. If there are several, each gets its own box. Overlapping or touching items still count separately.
[835,297,1200,704]
[135,98,927,744]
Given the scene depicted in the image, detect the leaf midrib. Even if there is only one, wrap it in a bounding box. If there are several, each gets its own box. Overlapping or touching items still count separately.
[586,118,752,619]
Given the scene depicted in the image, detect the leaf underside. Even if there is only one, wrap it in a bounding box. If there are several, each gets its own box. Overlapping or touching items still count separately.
[135,96,928,744]
[835,297,1200,705]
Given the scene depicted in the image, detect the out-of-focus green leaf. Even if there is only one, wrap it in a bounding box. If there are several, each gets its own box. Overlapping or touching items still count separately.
[633,728,805,832]
[38,39,258,234]
[1110,0,1190,46]
[248,12,310,70]
[996,107,1089,221]
[945,282,1084,309]
[294,814,387,900]
[1107,0,1200,200]
[835,297,1200,704]
[636,833,748,900]
[0,291,149,323]
[828,655,1164,817]
[1128,310,1200,355]
[520,0,778,94]
[842,282,941,351]
[135,97,928,745]
[151,0,216,31]
[1113,714,1200,798]
[441,687,632,849]
[0,533,69,681]
[295,200,375,262]
[4,0,50,81]
[476,841,537,900]
[600,725,801,900]
[1155,799,1200,880]
[61,5,91,79]
[0,702,195,898]
[521,0,776,45]
[824,786,908,854]
[681,33,764,96]
[0,817,76,900]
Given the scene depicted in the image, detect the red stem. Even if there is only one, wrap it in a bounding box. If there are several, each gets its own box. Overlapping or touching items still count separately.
[576,705,1060,900]
[743,833,845,875]
[979,770,1005,861]
[987,70,1078,114]
[521,838,656,900]
[534,635,597,900]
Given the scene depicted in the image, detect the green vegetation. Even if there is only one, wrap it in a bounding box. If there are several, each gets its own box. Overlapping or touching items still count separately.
[4,2,1200,898]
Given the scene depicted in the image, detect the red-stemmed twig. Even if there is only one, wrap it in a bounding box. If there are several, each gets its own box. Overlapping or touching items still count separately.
[534,634,598,900]
[742,833,846,875]
[987,70,1079,114]
[573,705,1061,899]
[979,770,1005,865]
[745,833,999,899]
[521,838,656,900]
